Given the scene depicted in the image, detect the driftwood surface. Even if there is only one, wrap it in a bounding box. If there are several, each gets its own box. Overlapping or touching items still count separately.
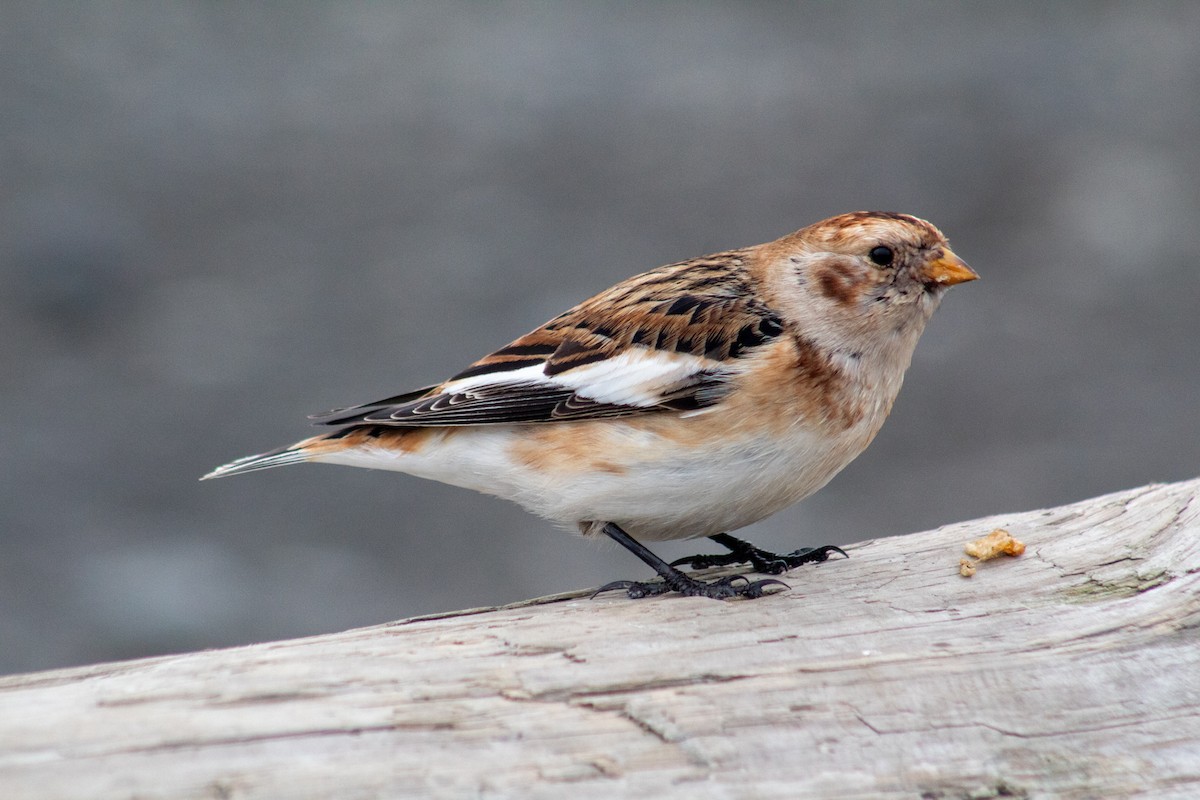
[2,478,1199,799]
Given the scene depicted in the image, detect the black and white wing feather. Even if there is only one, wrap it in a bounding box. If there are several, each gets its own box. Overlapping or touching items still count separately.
[311,250,785,428]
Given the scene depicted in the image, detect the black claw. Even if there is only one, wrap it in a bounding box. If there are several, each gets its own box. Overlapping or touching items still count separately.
[594,573,789,601]
[673,535,850,575]
[781,545,849,565]
[593,580,671,599]
[741,578,790,598]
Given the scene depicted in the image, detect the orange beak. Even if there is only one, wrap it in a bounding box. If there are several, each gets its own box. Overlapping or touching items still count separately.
[922,247,979,286]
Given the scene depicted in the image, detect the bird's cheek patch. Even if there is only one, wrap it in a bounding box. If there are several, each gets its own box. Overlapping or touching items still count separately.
[813,261,863,306]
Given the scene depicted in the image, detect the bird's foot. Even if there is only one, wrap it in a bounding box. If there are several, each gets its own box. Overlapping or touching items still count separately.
[593,573,788,600]
[671,542,848,575]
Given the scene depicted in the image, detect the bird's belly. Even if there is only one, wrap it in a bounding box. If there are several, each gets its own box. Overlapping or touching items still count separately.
[312,413,878,542]
[542,426,872,541]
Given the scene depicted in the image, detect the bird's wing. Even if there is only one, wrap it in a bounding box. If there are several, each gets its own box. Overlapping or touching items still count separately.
[311,251,786,427]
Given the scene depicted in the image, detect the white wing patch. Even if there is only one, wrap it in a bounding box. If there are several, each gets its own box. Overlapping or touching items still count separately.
[553,349,717,406]
[440,363,548,395]
[440,348,720,408]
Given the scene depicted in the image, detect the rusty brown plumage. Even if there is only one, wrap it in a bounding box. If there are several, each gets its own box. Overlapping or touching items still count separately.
[311,250,790,428]
[454,250,783,379]
[305,211,974,433]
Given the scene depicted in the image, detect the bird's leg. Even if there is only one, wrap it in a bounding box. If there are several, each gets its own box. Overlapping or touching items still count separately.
[593,523,788,600]
[670,532,848,576]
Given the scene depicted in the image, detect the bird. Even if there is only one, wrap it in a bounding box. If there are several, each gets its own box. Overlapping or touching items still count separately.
[204,211,977,600]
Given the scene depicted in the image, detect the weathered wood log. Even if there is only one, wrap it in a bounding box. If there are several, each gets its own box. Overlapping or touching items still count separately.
[2,478,1199,799]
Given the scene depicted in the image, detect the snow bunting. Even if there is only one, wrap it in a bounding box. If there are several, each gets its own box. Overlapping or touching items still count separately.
[205,211,977,599]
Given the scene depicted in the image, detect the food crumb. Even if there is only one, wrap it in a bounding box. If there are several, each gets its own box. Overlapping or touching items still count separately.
[959,528,1025,577]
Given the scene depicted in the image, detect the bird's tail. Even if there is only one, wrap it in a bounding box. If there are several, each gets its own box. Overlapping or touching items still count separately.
[201,435,326,480]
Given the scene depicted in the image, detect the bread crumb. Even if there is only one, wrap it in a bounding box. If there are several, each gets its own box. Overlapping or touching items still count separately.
[959,529,1025,577]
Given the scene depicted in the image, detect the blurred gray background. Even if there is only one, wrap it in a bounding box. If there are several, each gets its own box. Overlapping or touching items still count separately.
[3,2,1198,675]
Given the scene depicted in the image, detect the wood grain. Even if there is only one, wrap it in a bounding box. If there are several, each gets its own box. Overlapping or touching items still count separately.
[2,478,1198,799]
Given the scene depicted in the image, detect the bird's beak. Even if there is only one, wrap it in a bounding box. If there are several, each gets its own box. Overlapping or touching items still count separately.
[921,247,979,286]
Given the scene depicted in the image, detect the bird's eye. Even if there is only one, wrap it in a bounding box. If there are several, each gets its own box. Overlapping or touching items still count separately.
[868,246,894,267]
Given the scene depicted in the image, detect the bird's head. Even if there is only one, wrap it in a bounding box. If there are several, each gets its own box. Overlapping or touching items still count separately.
[761,211,978,355]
